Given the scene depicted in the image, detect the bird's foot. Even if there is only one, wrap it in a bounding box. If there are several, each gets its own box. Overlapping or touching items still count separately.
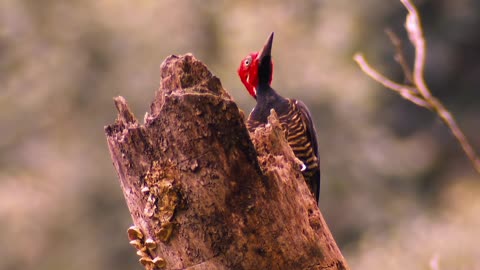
[294,157,307,172]
[300,162,307,172]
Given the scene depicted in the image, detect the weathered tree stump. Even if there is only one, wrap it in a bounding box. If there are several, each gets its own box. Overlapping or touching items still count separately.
[105,54,349,270]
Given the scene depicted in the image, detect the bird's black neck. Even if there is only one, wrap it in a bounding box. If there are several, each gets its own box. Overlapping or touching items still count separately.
[256,85,283,105]
[258,55,272,89]
[252,84,289,123]
[251,54,289,122]
[256,54,287,107]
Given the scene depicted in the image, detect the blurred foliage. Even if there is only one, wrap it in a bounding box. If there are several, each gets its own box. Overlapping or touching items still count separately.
[0,0,479,269]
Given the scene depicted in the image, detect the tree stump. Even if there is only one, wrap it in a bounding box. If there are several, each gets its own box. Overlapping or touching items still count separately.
[105,54,349,270]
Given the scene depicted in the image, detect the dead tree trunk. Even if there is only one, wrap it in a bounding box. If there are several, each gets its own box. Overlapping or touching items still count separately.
[105,54,349,270]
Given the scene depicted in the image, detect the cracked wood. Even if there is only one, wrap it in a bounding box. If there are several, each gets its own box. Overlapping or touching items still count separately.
[105,54,349,270]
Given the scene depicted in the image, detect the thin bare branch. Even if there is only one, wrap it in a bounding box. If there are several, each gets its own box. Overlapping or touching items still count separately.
[401,0,480,174]
[353,54,430,109]
[401,0,431,100]
[429,97,480,173]
[354,0,480,175]
[385,28,414,84]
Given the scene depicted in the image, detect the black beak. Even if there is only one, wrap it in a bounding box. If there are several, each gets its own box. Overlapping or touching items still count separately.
[258,32,274,63]
[257,32,274,87]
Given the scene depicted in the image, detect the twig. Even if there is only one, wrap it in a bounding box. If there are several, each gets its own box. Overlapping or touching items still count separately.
[353,54,430,109]
[401,0,431,101]
[385,28,414,84]
[354,0,480,175]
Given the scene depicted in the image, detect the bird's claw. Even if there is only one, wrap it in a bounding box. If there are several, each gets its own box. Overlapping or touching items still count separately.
[300,162,307,172]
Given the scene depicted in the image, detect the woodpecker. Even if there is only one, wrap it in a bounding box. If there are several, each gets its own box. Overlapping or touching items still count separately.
[238,32,321,202]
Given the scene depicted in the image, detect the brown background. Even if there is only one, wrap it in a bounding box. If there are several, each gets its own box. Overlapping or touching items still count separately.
[1,0,479,269]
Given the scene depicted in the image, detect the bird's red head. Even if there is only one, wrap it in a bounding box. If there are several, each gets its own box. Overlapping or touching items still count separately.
[237,33,274,99]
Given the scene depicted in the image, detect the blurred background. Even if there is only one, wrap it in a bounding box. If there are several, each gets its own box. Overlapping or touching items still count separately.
[1,0,479,269]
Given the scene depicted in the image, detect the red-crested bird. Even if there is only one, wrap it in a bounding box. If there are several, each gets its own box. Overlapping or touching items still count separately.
[238,32,321,202]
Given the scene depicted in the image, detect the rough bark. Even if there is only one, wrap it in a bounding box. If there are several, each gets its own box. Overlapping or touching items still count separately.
[105,54,349,270]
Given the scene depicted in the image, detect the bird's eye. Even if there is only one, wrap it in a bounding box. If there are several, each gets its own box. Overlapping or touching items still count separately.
[244,56,252,66]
